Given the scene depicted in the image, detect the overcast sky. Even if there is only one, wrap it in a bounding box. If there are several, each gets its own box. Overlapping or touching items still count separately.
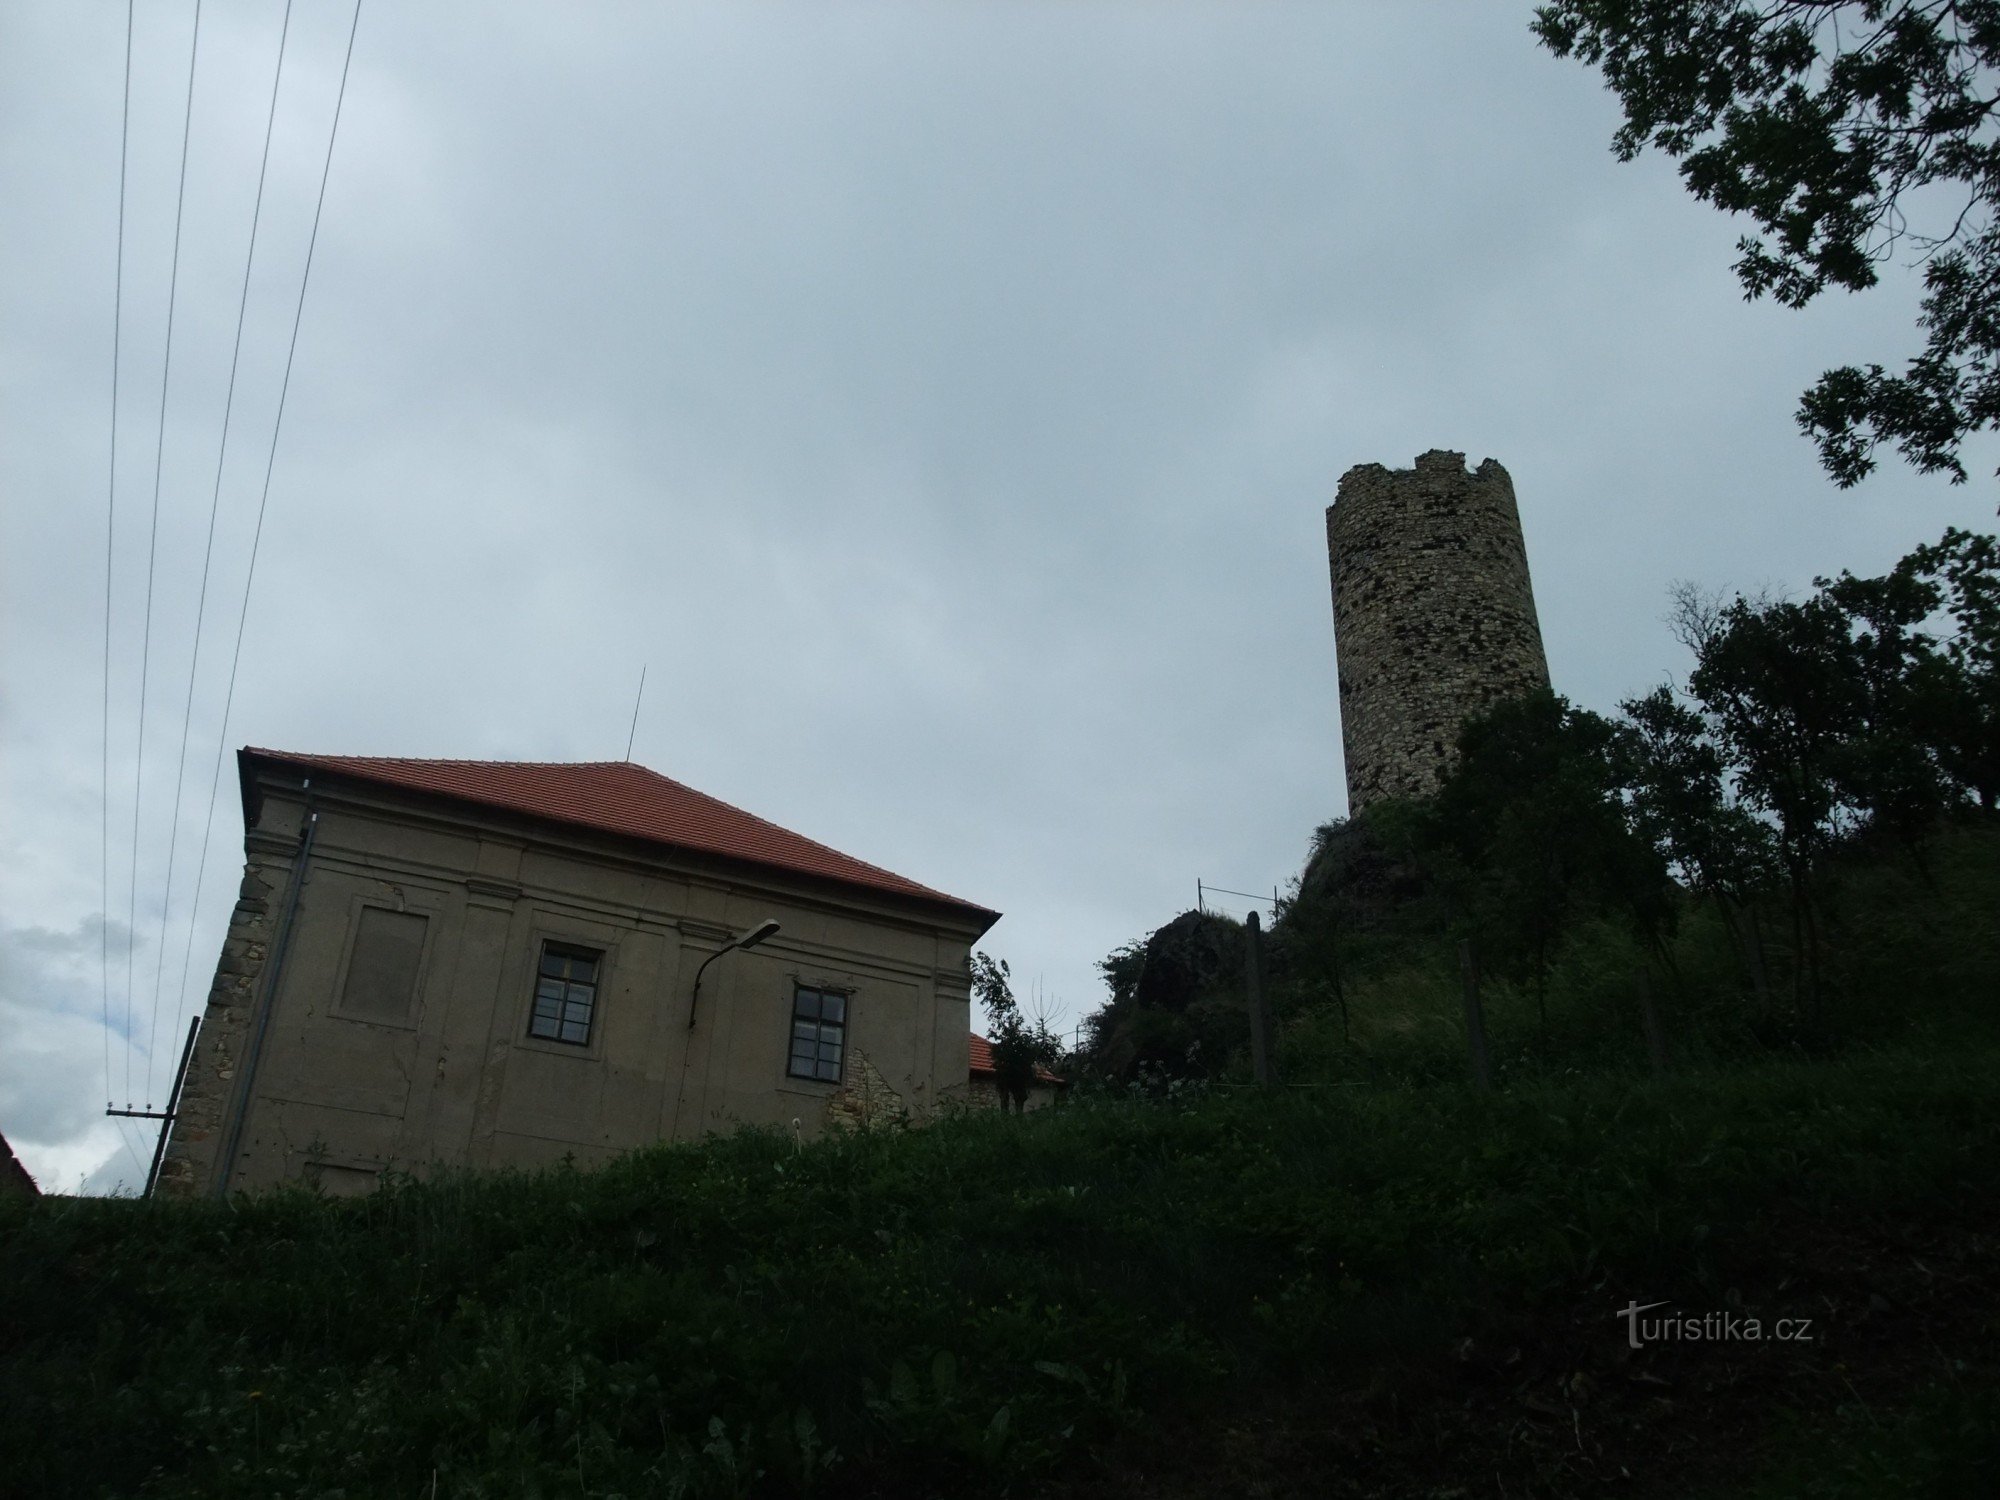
[4,2,1994,1195]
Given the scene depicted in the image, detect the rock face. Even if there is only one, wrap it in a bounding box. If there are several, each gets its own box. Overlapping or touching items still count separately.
[1327,451,1550,812]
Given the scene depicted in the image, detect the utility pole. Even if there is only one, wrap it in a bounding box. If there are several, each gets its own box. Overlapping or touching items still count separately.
[1245,911,1277,1085]
[104,1013,201,1197]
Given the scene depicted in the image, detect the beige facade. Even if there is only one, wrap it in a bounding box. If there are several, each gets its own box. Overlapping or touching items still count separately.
[159,753,997,1197]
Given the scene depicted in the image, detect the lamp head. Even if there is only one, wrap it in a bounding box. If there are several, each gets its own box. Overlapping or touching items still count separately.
[736,918,781,951]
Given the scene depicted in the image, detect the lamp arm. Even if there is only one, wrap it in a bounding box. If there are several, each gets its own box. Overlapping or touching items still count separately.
[687,945,728,1031]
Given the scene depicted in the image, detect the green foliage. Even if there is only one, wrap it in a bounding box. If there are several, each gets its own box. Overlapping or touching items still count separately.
[8,1038,2000,1496]
[970,952,1063,1112]
[1083,909,1251,1083]
[1618,682,1776,904]
[1903,527,2000,807]
[1106,528,2000,1092]
[1726,1383,2000,1498]
[1434,692,1674,1019]
[1535,0,2000,484]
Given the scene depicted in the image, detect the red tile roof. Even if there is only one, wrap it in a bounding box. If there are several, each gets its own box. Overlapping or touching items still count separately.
[242,749,997,926]
[968,1033,1064,1086]
[1,1130,39,1197]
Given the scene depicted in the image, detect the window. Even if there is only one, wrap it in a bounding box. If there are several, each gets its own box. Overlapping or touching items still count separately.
[788,985,846,1082]
[338,908,427,1024]
[529,943,600,1046]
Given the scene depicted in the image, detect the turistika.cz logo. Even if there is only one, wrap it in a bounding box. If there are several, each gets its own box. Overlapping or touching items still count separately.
[1616,1300,1815,1349]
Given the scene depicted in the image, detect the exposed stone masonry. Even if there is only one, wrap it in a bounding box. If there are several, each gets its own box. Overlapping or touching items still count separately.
[1327,450,1550,812]
[826,1049,909,1130]
[154,831,298,1197]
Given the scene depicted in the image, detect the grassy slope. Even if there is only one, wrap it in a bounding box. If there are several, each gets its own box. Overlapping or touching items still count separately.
[5,1039,1999,1497]
[6,830,1994,1496]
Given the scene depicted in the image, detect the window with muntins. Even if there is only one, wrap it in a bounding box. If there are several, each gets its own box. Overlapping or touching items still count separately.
[788,985,846,1082]
[529,943,600,1046]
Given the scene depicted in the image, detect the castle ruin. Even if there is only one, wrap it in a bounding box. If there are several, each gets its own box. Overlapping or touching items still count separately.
[1326,450,1550,813]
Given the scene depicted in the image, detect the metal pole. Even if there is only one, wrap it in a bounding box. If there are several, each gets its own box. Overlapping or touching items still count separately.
[1245,911,1277,1085]
[143,1014,202,1198]
[686,943,730,1030]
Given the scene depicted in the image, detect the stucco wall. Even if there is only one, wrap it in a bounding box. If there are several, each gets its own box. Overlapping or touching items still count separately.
[1326,450,1551,813]
[159,766,984,1196]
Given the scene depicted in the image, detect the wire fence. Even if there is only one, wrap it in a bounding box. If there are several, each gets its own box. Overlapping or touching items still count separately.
[1194,879,1284,925]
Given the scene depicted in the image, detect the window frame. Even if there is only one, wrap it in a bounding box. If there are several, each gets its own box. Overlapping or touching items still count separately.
[785,983,849,1084]
[527,940,604,1048]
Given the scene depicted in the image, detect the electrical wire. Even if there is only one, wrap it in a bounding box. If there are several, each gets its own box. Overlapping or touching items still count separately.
[148,0,295,1108]
[113,1120,150,1192]
[125,0,203,1108]
[171,0,364,1043]
[101,0,135,1113]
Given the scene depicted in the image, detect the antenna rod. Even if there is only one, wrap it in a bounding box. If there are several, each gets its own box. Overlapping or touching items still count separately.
[624,665,646,761]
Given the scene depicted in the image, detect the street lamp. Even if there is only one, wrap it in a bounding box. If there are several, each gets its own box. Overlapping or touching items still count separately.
[686,918,781,1030]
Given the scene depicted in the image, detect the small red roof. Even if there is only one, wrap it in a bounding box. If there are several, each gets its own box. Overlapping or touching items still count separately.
[242,749,997,927]
[968,1033,1064,1085]
[1,1130,39,1197]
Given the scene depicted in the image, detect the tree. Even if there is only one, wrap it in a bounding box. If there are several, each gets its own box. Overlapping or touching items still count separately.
[1686,591,1859,1016]
[970,952,1061,1112]
[1668,530,1996,1013]
[1617,683,1780,999]
[1433,691,1673,1037]
[1817,556,1961,858]
[1906,527,2000,806]
[1535,1,2000,484]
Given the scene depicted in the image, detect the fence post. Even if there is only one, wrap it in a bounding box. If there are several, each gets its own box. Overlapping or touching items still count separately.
[1638,966,1670,1077]
[1459,938,1493,1092]
[1246,911,1277,1085]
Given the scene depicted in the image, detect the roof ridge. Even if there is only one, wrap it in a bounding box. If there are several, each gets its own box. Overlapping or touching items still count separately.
[247,747,633,770]
[623,760,960,897]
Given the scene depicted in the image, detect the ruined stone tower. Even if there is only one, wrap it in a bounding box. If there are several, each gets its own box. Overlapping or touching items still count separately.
[1327,450,1550,813]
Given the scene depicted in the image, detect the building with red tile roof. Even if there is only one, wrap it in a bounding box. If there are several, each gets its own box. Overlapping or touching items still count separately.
[160,750,1001,1196]
[240,750,997,923]
[966,1033,1067,1113]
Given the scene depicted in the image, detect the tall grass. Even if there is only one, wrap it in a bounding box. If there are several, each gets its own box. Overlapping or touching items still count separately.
[1270,822,2000,1090]
[5,1036,1998,1497]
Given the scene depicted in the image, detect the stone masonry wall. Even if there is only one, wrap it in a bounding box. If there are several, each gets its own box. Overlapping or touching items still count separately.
[825,1049,910,1130]
[154,829,300,1197]
[1327,450,1550,813]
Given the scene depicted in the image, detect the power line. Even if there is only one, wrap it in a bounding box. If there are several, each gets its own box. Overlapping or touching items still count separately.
[127,0,203,1109]
[112,1120,150,1191]
[147,0,296,1111]
[101,0,135,1113]
[172,0,365,1047]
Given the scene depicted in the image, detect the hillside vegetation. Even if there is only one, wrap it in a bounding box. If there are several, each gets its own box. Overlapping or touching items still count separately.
[5,815,1999,1498]
[1086,526,2000,1095]
[4,1011,1998,1497]
[6,532,1996,1496]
